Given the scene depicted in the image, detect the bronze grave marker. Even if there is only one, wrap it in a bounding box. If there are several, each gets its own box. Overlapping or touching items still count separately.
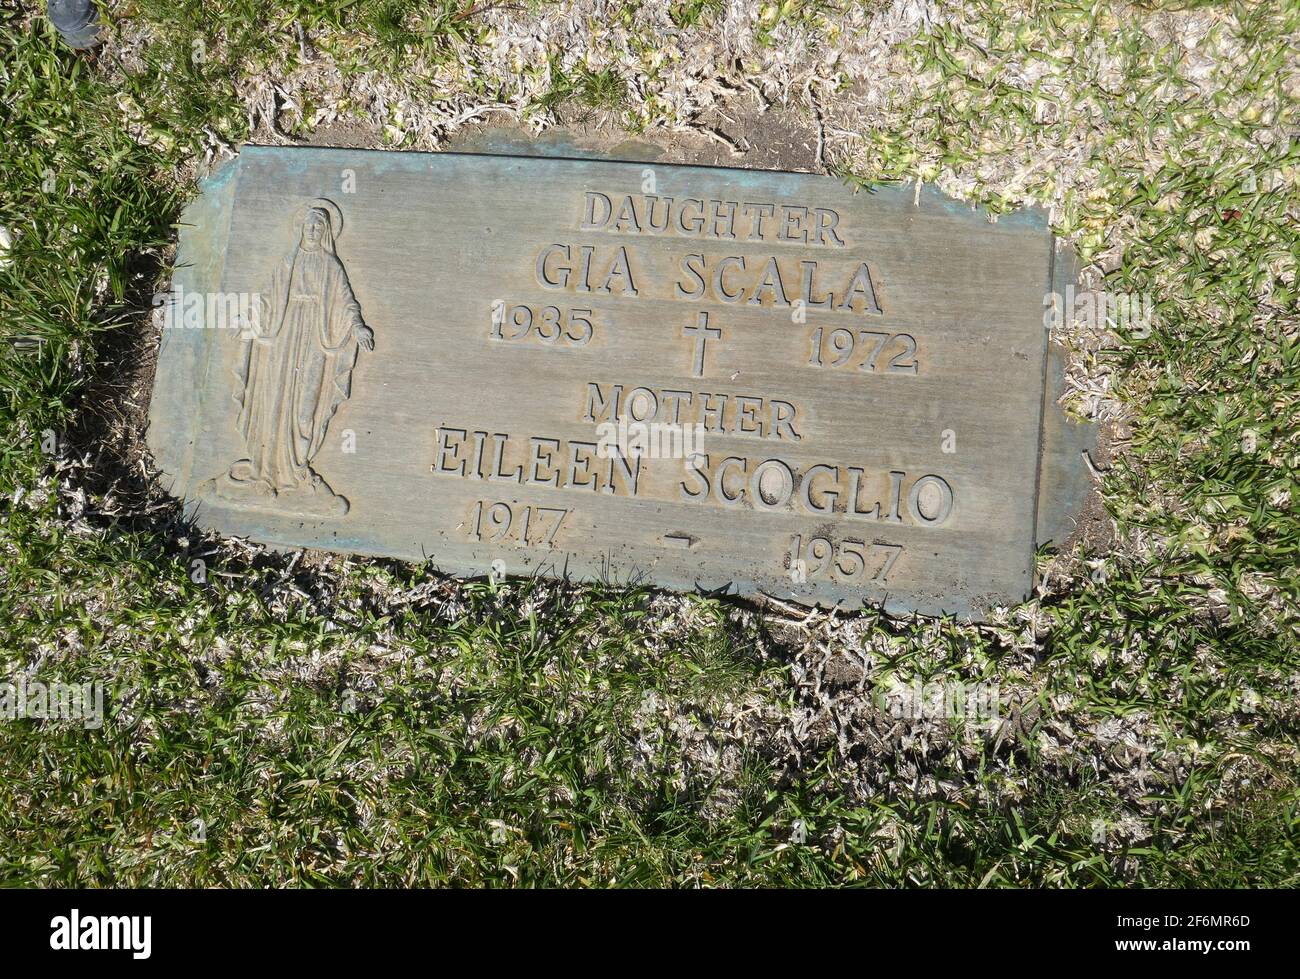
[148,145,1091,619]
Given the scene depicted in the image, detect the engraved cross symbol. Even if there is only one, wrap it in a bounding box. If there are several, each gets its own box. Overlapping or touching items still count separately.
[683,312,722,378]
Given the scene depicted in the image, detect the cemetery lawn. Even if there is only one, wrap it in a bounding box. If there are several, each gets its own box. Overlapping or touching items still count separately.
[1,2,1297,886]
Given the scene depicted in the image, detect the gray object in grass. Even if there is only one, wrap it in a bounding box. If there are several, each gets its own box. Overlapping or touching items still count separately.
[47,0,101,51]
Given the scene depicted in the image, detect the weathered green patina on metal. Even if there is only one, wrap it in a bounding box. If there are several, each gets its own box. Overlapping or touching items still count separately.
[148,145,1093,619]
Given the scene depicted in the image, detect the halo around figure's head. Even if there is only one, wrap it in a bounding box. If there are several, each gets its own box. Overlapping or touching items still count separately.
[299,198,343,237]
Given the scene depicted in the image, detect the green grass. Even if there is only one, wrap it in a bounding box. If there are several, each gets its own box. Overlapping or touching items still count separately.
[535,57,629,115]
[0,1,1297,886]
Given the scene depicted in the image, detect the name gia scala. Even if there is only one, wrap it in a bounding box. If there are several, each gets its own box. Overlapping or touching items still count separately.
[49,909,152,960]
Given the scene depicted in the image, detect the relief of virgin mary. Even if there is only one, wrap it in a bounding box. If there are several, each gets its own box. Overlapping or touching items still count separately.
[206,198,373,516]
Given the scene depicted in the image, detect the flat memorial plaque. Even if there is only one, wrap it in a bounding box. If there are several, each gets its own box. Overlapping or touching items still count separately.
[148,145,1090,619]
